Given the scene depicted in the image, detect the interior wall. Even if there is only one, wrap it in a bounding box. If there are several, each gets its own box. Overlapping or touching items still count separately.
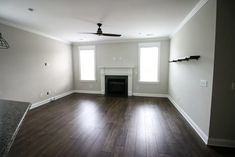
[0,23,73,103]
[72,38,170,95]
[209,0,235,143]
[168,0,217,138]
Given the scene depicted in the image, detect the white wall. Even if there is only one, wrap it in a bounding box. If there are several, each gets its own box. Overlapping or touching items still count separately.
[0,23,73,103]
[169,0,217,140]
[72,38,170,95]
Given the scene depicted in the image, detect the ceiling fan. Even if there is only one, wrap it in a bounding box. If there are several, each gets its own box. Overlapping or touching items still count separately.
[81,23,121,37]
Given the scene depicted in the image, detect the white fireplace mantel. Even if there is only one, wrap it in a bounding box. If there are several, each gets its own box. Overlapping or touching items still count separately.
[100,66,135,96]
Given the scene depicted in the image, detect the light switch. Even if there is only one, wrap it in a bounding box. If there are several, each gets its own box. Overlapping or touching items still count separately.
[200,80,208,87]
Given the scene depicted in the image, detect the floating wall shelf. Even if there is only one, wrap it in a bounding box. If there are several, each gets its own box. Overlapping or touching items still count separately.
[169,55,200,63]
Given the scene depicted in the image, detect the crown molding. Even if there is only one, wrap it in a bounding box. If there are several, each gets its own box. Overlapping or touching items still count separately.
[0,18,70,44]
[0,0,208,44]
[170,0,209,38]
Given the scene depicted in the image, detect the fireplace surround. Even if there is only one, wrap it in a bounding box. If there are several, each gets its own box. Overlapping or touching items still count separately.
[100,66,134,96]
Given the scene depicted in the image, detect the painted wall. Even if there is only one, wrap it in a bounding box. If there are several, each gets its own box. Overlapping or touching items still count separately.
[209,0,235,143]
[72,38,170,95]
[169,0,217,138]
[0,23,73,103]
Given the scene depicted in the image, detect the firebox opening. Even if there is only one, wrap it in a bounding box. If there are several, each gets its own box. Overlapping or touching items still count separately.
[105,75,128,97]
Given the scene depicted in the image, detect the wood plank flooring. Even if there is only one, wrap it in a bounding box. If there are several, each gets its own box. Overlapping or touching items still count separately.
[8,94,235,157]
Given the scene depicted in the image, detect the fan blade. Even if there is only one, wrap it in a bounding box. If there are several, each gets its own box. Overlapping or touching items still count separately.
[102,33,121,37]
[79,32,97,35]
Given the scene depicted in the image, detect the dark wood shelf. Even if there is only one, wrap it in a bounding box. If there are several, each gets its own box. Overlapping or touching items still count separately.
[169,55,200,63]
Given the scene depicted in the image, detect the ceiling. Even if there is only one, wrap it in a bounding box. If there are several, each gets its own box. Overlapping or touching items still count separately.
[0,0,199,43]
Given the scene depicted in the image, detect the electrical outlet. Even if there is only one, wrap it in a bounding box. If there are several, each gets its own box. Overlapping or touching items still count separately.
[40,93,43,97]
[50,97,55,102]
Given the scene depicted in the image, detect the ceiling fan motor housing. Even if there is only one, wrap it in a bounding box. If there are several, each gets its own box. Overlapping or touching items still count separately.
[97,28,103,35]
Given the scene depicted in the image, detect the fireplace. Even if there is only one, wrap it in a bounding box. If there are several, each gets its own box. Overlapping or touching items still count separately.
[105,75,128,97]
[100,66,134,96]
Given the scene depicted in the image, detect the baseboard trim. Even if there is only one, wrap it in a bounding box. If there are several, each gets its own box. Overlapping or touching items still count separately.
[74,91,169,98]
[73,90,101,94]
[133,93,168,98]
[208,138,235,148]
[30,91,73,109]
[29,91,235,148]
[31,91,168,109]
[168,96,208,144]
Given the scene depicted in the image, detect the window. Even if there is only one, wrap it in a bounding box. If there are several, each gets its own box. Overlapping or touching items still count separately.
[79,46,96,81]
[139,43,160,83]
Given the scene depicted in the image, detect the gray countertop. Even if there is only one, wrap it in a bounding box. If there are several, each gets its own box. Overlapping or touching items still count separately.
[0,99,31,157]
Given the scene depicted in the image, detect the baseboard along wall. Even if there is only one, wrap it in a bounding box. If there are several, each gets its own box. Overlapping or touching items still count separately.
[30,90,235,148]
[167,96,209,144]
[30,91,73,109]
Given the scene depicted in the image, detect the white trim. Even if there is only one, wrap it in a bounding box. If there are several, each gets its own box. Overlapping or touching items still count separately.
[100,67,133,96]
[133,93,168,98]
[31,91,168,110]
[170,0,209,37]
[168,96,208,144]
[0,19,70,44]
[208,138,235,148]
[30,91,73,109]
[74,90,101,94]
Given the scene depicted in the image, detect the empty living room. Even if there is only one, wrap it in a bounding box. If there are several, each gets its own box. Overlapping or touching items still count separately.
[0,0,234,157]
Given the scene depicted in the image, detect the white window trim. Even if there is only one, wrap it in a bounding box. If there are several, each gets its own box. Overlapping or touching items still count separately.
[78,45,96,82]
[138,42,161,84]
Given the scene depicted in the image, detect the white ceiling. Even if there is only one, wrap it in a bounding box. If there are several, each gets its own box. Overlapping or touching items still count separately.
[0,0,199,43]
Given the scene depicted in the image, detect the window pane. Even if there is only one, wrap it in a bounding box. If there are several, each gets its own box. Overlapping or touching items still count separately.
[79,49,95,80]
[139,47,159,82]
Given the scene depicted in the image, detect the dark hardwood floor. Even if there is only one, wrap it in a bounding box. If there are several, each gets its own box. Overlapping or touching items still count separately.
[8,94,235,157]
